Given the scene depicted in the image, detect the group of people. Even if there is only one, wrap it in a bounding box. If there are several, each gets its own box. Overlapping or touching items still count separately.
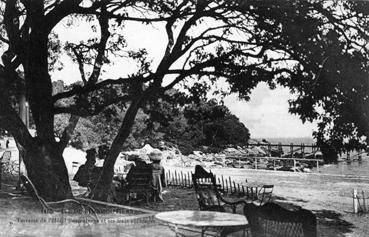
[73,145,166,203]
[123,149,166,202]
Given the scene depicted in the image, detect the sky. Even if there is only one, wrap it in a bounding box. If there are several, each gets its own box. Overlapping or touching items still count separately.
[223,83,317,138]
[52,16,317,139]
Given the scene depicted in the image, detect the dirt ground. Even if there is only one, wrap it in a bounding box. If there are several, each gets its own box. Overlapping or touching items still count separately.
[159,167,369,237]
[1,169,369,237]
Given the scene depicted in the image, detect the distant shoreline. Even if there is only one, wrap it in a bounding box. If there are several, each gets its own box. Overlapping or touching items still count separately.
[251,137,315,145]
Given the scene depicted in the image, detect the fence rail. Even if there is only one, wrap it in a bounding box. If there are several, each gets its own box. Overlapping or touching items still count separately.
[165,169,253,197]
[246,143,319,159]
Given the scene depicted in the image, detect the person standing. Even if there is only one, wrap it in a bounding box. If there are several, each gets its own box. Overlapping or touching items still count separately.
[149,149,166,202]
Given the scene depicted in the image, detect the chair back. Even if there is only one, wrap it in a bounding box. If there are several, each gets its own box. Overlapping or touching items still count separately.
[244,202,317,237]
[125,163,153,203]
[128,166,153,191]
[258,185,274,204]
[192,165,223,211]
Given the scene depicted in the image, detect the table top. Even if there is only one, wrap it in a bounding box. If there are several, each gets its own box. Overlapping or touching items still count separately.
[155,210,248,227]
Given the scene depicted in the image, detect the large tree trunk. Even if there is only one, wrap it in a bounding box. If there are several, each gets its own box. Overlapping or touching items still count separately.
[0,92,72,200]
[21,140,73,201]
[21,20,72,200]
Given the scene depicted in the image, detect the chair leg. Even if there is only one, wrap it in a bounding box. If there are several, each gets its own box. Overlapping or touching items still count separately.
[201,227,206,237]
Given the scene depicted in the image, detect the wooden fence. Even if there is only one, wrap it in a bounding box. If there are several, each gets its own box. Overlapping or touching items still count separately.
[165,169,252,197]
[353,189,369,214]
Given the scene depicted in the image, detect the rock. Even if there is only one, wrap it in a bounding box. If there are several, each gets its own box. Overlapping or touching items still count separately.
[193,151,204,157]
[224,147,240,154]
[250,146,267,156]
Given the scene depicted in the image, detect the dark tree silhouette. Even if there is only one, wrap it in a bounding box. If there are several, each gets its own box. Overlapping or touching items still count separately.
[0,0,368,200]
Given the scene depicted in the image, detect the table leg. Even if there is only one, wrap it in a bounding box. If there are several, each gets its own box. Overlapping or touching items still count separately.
[167,224,186,237]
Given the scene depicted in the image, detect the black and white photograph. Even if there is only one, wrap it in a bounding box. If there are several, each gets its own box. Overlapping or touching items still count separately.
[0,0,368,236]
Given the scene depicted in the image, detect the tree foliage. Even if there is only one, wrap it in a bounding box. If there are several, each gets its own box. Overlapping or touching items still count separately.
[59,88,250,154]
[143,89,250,154]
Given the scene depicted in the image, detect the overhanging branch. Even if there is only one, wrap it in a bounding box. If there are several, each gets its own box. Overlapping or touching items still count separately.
[52,75,149,102]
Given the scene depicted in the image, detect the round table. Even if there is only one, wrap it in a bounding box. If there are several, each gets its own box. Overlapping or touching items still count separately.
[155,210,248,237]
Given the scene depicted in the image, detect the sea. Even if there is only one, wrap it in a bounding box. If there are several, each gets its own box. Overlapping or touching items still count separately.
[254,137,369,178]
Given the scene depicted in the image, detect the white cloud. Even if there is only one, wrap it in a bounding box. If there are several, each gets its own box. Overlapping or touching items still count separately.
[224,83,317,138]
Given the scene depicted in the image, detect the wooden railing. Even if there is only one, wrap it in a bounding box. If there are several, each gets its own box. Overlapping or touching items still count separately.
[246,142,319,158]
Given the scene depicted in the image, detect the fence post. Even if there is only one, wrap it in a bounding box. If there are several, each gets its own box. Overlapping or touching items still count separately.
[187,172,192,188]
[221,175,225,191]
[278,143,282,157]
[290,143,294,158]
[175,171,178,186]
[180,171,184,187]
[255,158,258,170]
[353,189,358,214]
[316,160,319,172]
[168,170,170,186]
[301,143,305,158]
[362,191,367,212]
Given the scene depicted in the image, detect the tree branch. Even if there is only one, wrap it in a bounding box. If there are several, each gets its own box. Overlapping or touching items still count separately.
[71,47,87,84]
[58,115,79,150]
[4,0,24,56]
[88,4,110,84]
[52,75,149,102]
[54,94,133,116]
[0,94,34,149]
[44,0,84,33]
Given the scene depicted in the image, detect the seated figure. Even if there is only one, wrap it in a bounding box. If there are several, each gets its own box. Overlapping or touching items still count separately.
[73,148,96,187]
[88,145,107,191]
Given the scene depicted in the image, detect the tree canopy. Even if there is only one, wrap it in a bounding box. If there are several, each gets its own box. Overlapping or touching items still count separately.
[0,0,368,201]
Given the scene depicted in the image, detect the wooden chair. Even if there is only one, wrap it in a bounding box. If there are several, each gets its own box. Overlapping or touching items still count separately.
[0,150,11,162]
[0,151,15,174]
[243,202,317,237]
[192,165,245,213]
[125,164,153,204]
[20,175,98,221]
[0,151,17,186]
[257,185,274,205]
